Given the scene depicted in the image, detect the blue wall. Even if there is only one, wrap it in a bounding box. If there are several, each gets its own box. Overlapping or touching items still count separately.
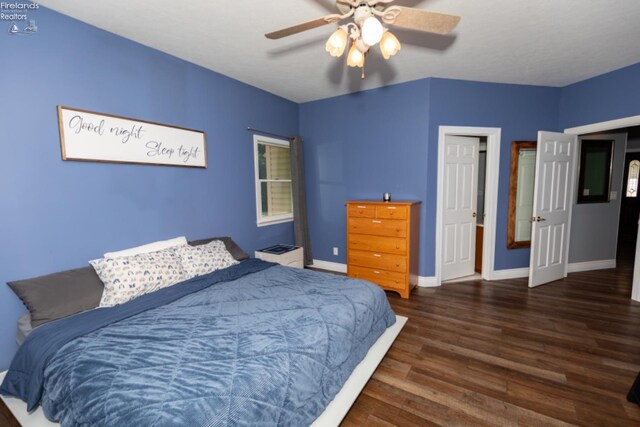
[0,8,297,370]
[3,4,640,374]
[300,80,431,270]
[560,62,640,129]
[300,78,560,275]
[427,79,561,271]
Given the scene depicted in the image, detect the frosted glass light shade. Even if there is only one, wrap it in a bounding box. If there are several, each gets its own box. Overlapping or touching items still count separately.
[347,44,365,68]
[325,28,348,57]
[361,17,383,46]
[380,31,401,59]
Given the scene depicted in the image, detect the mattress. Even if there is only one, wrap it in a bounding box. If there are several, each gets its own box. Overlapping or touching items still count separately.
[1,259,396,426]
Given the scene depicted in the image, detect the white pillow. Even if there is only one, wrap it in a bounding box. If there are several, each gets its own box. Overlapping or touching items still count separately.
[104,236,187,258]
[174,240,239,279]
[91,248,188,307]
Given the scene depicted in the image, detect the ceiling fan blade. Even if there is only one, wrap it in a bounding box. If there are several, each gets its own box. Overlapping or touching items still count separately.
[266,16,339,40]
[391,6,461,35]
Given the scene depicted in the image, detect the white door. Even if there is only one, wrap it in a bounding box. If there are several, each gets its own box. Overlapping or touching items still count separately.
[442,135,480,281]
[529,131,577,287]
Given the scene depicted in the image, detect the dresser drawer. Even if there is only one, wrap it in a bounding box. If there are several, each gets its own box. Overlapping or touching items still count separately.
[348,217,407,238]
[349,266,407,290]
[376,205,408,220]
[347,203,376,218]
[348,250,407,273]
[348,234,407,255]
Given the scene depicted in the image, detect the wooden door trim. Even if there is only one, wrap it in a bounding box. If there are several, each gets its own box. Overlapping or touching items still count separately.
[507,141,536,249]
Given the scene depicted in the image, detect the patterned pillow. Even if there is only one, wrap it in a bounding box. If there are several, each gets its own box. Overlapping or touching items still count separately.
[91,248,188,307]
[174,239,239,279]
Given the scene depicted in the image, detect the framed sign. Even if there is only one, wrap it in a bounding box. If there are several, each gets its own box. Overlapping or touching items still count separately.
[57,106,207,168]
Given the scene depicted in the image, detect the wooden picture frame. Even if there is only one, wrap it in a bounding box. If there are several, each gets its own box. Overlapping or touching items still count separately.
[507,141,536,249]
[577,139,614,204]
[57,106,207,168]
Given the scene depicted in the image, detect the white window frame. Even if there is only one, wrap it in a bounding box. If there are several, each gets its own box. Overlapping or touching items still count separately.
[253,135,293,227]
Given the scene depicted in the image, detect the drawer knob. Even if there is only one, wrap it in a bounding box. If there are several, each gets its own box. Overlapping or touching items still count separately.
[373,270,381,274]
[373,254,381,257]
[372,220,382,224]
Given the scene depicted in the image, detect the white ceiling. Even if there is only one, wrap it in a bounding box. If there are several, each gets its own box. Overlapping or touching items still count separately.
[36,0,640,103]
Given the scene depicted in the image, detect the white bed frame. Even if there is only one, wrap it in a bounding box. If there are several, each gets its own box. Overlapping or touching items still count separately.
[1,315,407,427]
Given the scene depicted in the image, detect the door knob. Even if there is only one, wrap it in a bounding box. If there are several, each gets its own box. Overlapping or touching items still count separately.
[537,216,546,222]
[472,212,477,218]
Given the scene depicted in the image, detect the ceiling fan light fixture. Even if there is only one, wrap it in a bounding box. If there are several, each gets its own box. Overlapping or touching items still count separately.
[325,27,348,57]
[347,44,365,68]
[355,38,370,53]
[380,31,401,59]
[360,16,384,46]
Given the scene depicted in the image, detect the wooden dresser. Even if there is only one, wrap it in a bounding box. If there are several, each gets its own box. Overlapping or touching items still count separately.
[346,200,421,298]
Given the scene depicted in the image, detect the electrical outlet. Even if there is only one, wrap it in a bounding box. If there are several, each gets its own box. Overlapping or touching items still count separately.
[333,247,339,256]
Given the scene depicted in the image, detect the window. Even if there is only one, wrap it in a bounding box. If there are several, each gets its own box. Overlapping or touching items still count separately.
[627,160,640,198]
[576,139,614,204]
[254,135,293,226]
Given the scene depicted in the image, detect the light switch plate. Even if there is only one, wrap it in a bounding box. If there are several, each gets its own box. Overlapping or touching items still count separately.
[611,191,618,200]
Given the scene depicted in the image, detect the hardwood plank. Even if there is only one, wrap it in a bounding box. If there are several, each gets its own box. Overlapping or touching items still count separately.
[0,399,20,427]
[341,251,640,426]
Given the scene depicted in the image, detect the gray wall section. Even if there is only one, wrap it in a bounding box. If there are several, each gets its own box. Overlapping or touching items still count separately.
[568,133,627,263]
[627,135,640,150]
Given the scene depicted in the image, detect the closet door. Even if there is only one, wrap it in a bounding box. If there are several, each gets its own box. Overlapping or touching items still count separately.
[441,135,480,281]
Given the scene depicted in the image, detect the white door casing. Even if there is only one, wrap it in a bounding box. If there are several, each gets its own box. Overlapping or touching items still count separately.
[442,135,480,281]
[529,131,578,288]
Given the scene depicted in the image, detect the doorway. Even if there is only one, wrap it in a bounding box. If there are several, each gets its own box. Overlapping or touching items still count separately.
[619,153,640,244]
[436,127,501,285]
[566,117,640,302]
[618,129,640,263]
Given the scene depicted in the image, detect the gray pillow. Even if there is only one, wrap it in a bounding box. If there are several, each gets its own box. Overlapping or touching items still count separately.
[7,266,104,327]
[189,237,249,261]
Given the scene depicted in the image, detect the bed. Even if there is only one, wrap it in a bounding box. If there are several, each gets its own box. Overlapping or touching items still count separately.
[1,255,404,426]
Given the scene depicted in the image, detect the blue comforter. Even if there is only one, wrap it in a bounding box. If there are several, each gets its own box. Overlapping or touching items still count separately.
[2,260,396,426]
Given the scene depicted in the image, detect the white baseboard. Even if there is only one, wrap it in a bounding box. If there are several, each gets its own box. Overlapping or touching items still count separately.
[418,276,438,287]
[313,258,618,287]
[490,267,530,280]
[311,259,436,287]
[311,259,347,273]
[490,259,617,281]
[567,259,616,273]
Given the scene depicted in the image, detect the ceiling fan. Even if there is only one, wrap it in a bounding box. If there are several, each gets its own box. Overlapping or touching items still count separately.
[266,0,461,77]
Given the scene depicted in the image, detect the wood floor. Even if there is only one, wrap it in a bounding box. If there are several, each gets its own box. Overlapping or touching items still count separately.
[342,252,640,426]
[2,256,639,427]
